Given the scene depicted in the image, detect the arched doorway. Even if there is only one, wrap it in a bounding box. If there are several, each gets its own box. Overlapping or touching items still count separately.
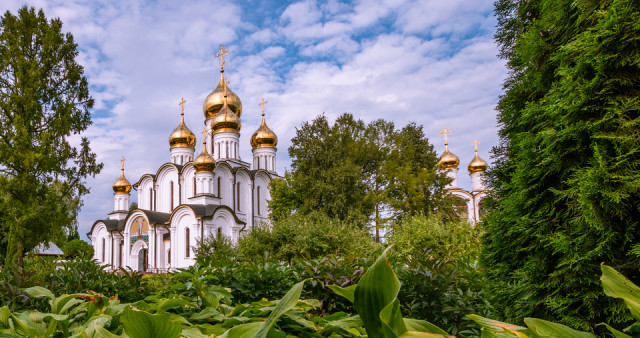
[137,248,148,272]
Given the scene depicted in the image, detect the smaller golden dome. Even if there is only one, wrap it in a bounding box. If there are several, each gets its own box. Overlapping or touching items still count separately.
[113,157,132,194]
[438,148,460,170]
[194,137,215,173]
[468,140,487,173]
[250,100,278,149]
[169,100,196,149]
[203,74,243,119]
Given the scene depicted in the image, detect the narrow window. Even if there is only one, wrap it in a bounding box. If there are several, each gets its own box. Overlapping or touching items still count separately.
[257,186,261,216]
[217,143,220,159]
[185,228,190,258]
[217,228,222,239]
[226,142,229,158]
[217,177,221,197]
[264,156,267,170]
[149,188,153,210]
[193,177,196,196]
[237,182,241,212]
[101,238,105,262]
[168,249,171,265]
[170,181,174,210]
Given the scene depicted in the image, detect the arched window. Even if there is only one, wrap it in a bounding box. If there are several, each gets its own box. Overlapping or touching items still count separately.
[217,143,221,159]
[185,228,190,258]
[193,177,196,196]
[101,238,105,262]
[217,177,221,197]
[167,249,171,265]
[149,188,153,210]
[226,142,229,158]
[217,227,222,239]
[170,181,174,210]
[257,186,261,216]
[237,182,241,212]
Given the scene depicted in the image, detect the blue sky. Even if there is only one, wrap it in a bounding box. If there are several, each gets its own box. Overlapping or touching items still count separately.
[3,0,506,239]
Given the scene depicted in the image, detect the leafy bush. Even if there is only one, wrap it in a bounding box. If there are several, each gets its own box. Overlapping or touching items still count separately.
[62,239,94,258]
[387,213,482,263]
[194,234,236,267]
[237,212,378,262]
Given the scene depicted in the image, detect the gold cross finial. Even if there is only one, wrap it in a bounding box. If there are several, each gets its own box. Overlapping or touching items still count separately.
[179,97,186,117]
[120,156,125,170]
[216,45,229,71]
[202,126,207,140]
[439,127,452,146]
[258,98,268,117]
[222,79,230,97]
[472,139,480,152]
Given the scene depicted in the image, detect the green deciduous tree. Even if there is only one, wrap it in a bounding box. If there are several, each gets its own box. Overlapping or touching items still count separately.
[269,113,454,237]
[0,7,102,267]
[482,0,640,329]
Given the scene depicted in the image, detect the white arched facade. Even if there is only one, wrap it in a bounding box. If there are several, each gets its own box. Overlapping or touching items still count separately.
[170,207,199,268]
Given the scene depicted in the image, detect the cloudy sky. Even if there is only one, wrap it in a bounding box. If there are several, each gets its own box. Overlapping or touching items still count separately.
[3,0,506,239]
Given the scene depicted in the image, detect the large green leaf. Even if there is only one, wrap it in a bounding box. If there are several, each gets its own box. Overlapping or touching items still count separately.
[219,321,262,338]
[380,299,407,337]
[254,279,307,338]
[524,318,595,338]
[354,246,403,337]
[28,311,69,322]
[466,314,529,334]
[328,284,357,303]
[601,264,640,320]
[599,323,632,338]
[156,298,197,314]
[23,286,55,302]
[121,306,181,338]
[403,318,450,335]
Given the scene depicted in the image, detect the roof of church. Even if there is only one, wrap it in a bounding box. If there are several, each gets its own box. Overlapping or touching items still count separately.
[175,204,246,225]
[131,209,171,226]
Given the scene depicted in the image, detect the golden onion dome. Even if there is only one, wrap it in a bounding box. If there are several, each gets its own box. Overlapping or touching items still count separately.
[169,102,196,149]
[193,138,215,173]
[203,74,243,119]
[113,157,132,194]
[211,88,242,134]
[250,102,278,149]
[468,141,487,173]
[437,148,460,170]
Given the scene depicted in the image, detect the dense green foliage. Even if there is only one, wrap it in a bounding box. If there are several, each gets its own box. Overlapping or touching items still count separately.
[62,239,94,259]
[482,0,640,330]
[0,7,102,267]
[270,114,457,237]
[237,212,378,263]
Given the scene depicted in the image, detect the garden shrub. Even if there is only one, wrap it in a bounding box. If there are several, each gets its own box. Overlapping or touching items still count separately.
[62,239,94,258]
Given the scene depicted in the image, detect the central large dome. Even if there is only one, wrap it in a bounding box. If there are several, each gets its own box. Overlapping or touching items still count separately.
[203,75,242,119]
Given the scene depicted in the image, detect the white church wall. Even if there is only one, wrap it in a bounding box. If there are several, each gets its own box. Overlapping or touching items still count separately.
[156,165,179,213]
[182,165,195,201]
[450,190,474,224]
[171,208,198,269]
[253,172,270,222]
[92,223,110,265]
[138,176,154,210]
[235,169,251,221]
[214,163,233,208]
[212,208,238,244]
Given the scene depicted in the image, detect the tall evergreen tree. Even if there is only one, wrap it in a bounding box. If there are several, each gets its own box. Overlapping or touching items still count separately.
[0,7,102,267]
[482,0,640,329]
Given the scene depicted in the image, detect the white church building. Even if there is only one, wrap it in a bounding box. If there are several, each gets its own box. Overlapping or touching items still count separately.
[437,127,489,225]
[88,47,279,272]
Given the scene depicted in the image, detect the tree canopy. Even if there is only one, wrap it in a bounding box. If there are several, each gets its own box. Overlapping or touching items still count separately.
[269,113,457,238]
[0,7,102,266]
[482,0,640,330]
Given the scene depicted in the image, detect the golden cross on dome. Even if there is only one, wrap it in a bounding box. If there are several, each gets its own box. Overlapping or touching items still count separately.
[216,45,229,70]
[120,156,125,170]
[472,139,480,152]
[202,126,207,140]
[222,79,230,96]
[439,127,452,145]
[258,98,268,116]
[178,97,186,116]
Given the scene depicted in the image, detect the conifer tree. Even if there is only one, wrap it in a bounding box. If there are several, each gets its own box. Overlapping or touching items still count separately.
[0,7,102,267]
[482,0,640,329]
